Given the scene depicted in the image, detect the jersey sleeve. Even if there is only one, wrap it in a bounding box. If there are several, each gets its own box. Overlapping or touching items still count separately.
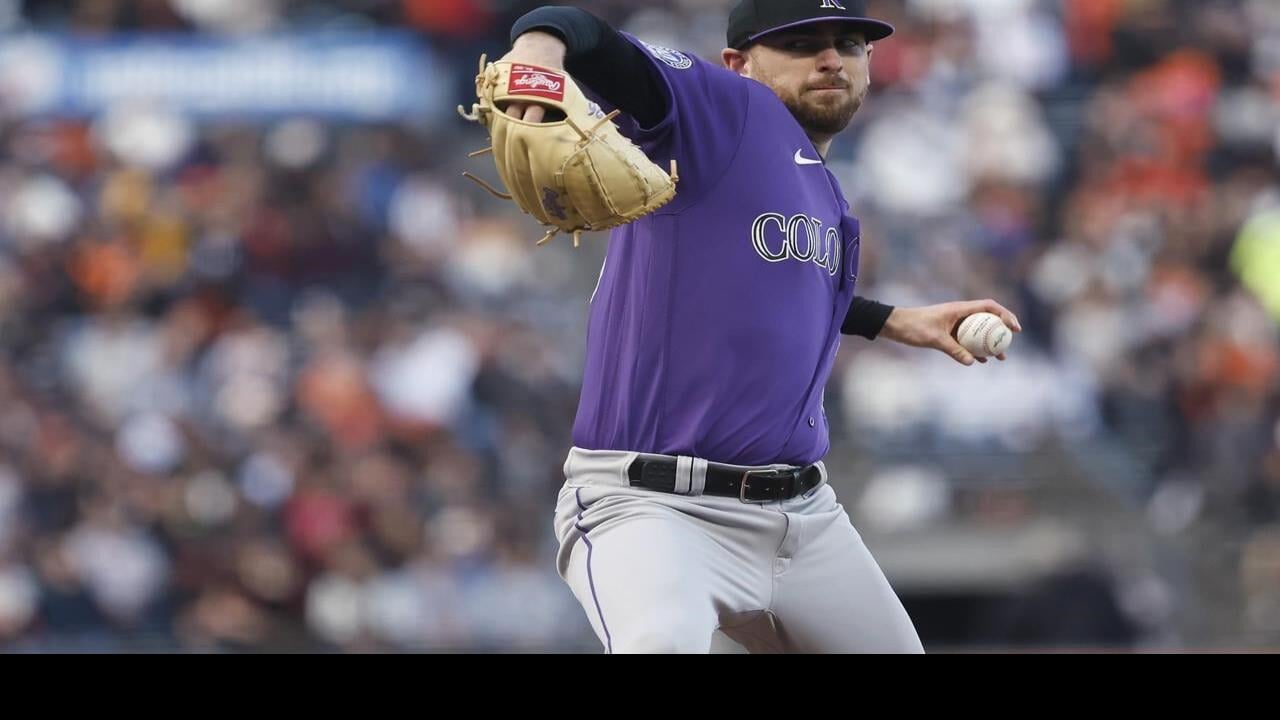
[583,34,752,214]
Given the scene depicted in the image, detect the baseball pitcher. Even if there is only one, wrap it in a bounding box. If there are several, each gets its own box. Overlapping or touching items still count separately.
[460,0,1022,653]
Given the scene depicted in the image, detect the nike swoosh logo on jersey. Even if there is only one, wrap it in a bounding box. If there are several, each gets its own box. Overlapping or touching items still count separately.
[794,150,823,165]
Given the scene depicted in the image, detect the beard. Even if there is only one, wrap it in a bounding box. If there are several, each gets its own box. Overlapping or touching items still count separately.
[779,83,864,136]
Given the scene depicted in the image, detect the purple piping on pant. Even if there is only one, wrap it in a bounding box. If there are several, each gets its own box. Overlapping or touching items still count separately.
[576,488,613,654]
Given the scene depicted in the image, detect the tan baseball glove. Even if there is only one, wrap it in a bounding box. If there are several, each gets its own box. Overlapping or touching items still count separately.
[458,55,679,248]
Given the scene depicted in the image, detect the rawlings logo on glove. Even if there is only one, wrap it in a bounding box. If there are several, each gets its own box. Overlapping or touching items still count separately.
[458,55,679,248]
[508,66,566,100]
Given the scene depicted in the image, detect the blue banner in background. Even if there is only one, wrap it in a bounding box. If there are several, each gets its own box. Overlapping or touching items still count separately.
[0,33,442,121]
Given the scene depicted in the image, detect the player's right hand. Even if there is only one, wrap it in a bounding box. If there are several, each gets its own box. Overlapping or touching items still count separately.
[497,31,568,123]
[880,300,1022,366]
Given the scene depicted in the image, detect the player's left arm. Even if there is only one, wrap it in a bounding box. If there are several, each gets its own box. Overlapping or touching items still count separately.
[500,6,667,126]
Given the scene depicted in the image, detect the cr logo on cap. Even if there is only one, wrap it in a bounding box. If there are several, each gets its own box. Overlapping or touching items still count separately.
[819,0,847,9]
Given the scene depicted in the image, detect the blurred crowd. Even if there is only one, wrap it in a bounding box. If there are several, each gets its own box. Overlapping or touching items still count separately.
[0,0,1277,651]
[829,0,1280,644]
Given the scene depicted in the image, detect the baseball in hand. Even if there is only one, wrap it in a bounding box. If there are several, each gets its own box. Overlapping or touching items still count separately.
[956,312,1013,359]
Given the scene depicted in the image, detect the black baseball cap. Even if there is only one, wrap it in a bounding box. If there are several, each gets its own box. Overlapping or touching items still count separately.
[727,0,895,50]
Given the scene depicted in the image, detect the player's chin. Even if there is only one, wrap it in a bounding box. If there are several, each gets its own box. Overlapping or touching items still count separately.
[800,103,857,134]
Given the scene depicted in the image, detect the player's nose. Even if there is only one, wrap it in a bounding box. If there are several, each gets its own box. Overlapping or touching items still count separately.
[814,46,843,72]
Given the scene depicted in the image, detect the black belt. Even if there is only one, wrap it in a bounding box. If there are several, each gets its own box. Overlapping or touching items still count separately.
[627,457,824,503]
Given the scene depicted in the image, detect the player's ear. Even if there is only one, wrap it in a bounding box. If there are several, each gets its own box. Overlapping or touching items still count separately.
[722,48,748,75]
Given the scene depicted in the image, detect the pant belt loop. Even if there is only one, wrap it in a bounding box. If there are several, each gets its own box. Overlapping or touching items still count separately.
[803,462,827,498]
[690,458,708,496]
[674,456,694,495]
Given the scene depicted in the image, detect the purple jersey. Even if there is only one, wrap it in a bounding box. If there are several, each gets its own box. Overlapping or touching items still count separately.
[572,35,862,467]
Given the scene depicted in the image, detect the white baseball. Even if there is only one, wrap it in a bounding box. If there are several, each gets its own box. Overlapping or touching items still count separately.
[956,312,1013,359]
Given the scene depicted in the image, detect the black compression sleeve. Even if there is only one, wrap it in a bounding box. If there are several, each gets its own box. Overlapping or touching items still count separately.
[510,6,668,128]
[843,297,895,340]
[510,5,604,52]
